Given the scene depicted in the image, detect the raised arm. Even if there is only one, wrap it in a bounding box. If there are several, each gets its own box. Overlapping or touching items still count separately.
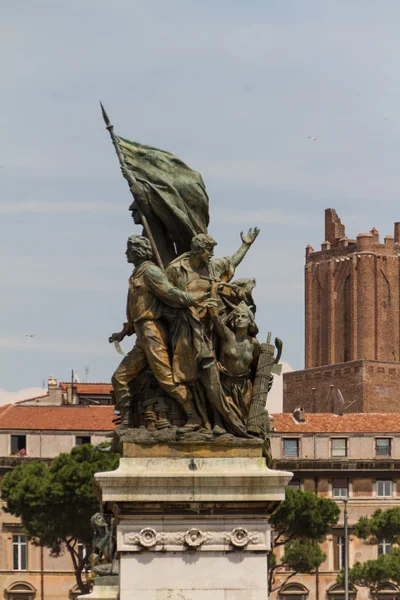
[207,303,230,340]
[229,228,260,268]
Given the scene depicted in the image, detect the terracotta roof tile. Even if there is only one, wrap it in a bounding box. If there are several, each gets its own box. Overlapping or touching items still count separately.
[271,413,400,433]
[59,383,112,395]
[0,405,116,431]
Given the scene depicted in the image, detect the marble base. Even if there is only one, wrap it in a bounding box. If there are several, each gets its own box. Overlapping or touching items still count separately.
[95,442,292,600]
[77,584,118,599]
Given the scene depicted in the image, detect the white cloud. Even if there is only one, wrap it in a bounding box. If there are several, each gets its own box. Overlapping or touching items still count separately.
[267,361,293,414]
[0,387,45,406]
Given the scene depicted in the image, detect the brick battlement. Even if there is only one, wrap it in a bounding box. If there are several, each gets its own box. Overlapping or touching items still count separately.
[304,209,400,370]
[283,208,400,415]
[306,209,400,262]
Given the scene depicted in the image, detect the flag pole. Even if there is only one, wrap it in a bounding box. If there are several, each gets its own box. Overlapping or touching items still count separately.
[100,102,164,270]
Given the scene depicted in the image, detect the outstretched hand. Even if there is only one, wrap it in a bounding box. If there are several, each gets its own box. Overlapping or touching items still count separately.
[241,227,260,246]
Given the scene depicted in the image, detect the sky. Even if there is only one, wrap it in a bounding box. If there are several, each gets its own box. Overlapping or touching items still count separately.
[1,1,400,410]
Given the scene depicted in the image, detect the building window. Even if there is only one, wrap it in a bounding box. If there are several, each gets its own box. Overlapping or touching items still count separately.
[332,438,347,457]
[10,435,27,456]
[279,583,309,600]
[333,536,346,571]
[75,436,91,446]
[5,581,36,600]
[376,438,391,457]
[327,584,357,600]
[378,539,392,556]
[283,439,299,457]
[13,535,27,570]
[288,479,300,490]
[333,479,348,497]
[377,480,392,497]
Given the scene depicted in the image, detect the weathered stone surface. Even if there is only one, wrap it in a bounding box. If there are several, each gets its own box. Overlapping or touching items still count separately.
[113,427,263,447]
[78,584,118,600]
[119,552,268,599]
[122,441,263,459]
[95,454,291,504]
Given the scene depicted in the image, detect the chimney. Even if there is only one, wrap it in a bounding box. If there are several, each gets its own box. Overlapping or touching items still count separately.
[48,376,58,391]
[48,376,63,404]
[293,407,306,422]
[394,222,400,245]
[66,384,78,405]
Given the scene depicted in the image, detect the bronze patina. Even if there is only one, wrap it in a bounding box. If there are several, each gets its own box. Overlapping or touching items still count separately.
[102,105,282,451]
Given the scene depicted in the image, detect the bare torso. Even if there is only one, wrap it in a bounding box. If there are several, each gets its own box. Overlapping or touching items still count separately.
[218,330,259,376]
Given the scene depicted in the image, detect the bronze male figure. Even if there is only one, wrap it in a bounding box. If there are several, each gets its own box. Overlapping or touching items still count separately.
[110,235,201,430]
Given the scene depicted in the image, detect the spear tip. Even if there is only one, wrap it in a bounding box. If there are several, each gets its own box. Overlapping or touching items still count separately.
[100,101,112,128]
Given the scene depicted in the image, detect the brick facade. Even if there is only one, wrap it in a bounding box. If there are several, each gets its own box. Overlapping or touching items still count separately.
[283,209,400,413]
[283,359,400,413]
[270,411,400,600]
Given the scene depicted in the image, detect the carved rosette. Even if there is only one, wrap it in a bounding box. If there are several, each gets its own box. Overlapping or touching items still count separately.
[124,527,260,551]
[184,528,211,547]
[226,528,258,548]
[126,528,157,548]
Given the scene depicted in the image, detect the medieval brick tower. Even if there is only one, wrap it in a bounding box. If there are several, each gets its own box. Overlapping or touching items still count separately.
[283,209,400,413]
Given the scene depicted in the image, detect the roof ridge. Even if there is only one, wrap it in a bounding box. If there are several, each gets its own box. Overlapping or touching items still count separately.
[15,394,50,405]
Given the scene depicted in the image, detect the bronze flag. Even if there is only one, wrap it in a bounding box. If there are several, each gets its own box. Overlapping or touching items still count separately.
[118,137,210,263]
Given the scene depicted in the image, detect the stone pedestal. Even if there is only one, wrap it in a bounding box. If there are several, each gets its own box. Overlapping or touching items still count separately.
[78,584,119,600]
[95,442,292,600]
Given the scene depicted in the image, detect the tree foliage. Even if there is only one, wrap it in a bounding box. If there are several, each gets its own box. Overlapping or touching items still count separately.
[354,508,400,546]
[268,488,340,593]
[337,550,400,595]
[282,539,326,572]
[1,444,119,594]
[339,507,400,596]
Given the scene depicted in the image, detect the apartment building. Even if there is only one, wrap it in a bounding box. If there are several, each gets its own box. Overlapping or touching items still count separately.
[0,380,115,600]
[270,409,400,600]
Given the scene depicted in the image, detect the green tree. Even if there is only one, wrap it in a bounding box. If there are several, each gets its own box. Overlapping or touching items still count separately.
[268,488,340,593]
[1,444,119,594]
[354,507,400,545]
[338,507,400,597]
[337,550,400,596]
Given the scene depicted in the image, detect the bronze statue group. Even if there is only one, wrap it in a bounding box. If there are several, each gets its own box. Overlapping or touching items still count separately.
[102,110,279,442]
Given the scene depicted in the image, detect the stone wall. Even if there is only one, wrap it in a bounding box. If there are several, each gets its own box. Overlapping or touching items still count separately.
[283,359,400,413]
